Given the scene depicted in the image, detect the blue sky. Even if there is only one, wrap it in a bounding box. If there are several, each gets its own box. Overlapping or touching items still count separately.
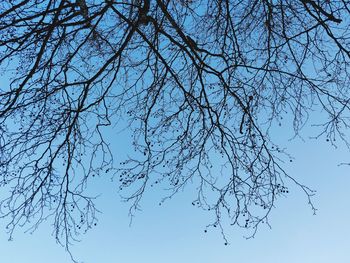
[1,122,350,263]
[1,2,350,262]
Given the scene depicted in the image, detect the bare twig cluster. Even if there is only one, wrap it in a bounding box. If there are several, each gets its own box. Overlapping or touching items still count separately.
[1,0,350,255]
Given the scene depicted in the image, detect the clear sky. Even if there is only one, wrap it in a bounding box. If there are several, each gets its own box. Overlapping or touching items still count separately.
[1,2,350,262]
[1,120,350,263]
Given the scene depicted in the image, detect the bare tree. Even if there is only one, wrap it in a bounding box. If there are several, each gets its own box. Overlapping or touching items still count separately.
[0,0,349,257]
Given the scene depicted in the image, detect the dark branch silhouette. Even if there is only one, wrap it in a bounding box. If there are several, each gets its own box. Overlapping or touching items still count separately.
[1,0,350,258]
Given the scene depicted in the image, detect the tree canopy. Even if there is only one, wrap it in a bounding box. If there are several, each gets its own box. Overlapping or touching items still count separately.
[0,0,349,256]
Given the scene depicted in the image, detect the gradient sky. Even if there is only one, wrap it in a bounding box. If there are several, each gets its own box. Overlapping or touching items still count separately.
[1,2,350,262]
[1,118,350,263]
